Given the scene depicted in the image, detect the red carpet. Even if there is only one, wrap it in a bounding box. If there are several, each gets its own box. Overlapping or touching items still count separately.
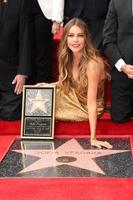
[0,114,133,136]
[0,120,21,135]
[0,178,133,200]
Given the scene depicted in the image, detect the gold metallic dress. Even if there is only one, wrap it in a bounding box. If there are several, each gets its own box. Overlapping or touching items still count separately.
[55,80,105,121]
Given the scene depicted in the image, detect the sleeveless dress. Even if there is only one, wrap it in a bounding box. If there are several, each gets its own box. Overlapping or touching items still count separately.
[55,79,106,121]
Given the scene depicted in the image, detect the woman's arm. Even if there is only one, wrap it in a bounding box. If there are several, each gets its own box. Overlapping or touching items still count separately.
[86,59,112,149]
[87,60,100,139]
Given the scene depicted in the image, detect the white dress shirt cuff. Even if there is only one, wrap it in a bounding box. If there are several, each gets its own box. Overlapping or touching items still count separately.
[115,59,126,72]
[52,0,64,23]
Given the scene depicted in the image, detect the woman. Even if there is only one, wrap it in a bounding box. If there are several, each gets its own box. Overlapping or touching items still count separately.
[38,18,112,149]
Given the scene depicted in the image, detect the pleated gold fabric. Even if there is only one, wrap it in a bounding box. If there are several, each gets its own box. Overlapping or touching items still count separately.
[55,79,105,121]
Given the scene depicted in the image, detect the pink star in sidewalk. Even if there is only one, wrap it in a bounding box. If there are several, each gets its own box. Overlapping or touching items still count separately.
[14,138,129,175]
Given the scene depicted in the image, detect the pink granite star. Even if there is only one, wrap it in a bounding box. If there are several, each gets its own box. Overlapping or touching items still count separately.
[14,138,129,175]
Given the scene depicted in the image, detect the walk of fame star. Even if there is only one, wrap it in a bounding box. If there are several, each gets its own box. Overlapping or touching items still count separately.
[28,90,49,114]
[13,138,129,175]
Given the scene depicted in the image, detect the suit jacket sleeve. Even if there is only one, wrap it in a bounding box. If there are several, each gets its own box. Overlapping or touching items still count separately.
[103,0,122,67]
[18,0,31,76]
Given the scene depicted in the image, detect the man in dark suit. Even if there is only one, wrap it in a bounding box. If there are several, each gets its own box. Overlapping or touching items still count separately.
[64,0,110,51]
[0,0,30,120]
[103,0,133,122]
[29,0,64,83]
[28,0,53,84]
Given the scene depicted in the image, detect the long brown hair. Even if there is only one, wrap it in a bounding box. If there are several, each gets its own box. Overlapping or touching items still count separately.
[58,18,101,94]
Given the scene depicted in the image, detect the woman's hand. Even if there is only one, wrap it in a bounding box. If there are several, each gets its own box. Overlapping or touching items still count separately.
[90,139,112,149]
[35,82,60,87]
[35,83,47,87]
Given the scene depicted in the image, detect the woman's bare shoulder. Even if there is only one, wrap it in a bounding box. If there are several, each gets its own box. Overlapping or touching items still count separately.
[87,57,104,73]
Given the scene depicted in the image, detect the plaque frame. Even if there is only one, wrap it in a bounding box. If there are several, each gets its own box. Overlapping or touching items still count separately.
[21,85,55,139]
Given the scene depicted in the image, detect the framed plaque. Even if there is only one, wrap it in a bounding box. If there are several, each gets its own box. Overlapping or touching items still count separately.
[21,85,55,139]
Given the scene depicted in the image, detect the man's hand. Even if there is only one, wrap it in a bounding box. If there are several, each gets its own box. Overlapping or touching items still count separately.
[52,21,60,35]
[12,75,26,95]
[122,64,133,79]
